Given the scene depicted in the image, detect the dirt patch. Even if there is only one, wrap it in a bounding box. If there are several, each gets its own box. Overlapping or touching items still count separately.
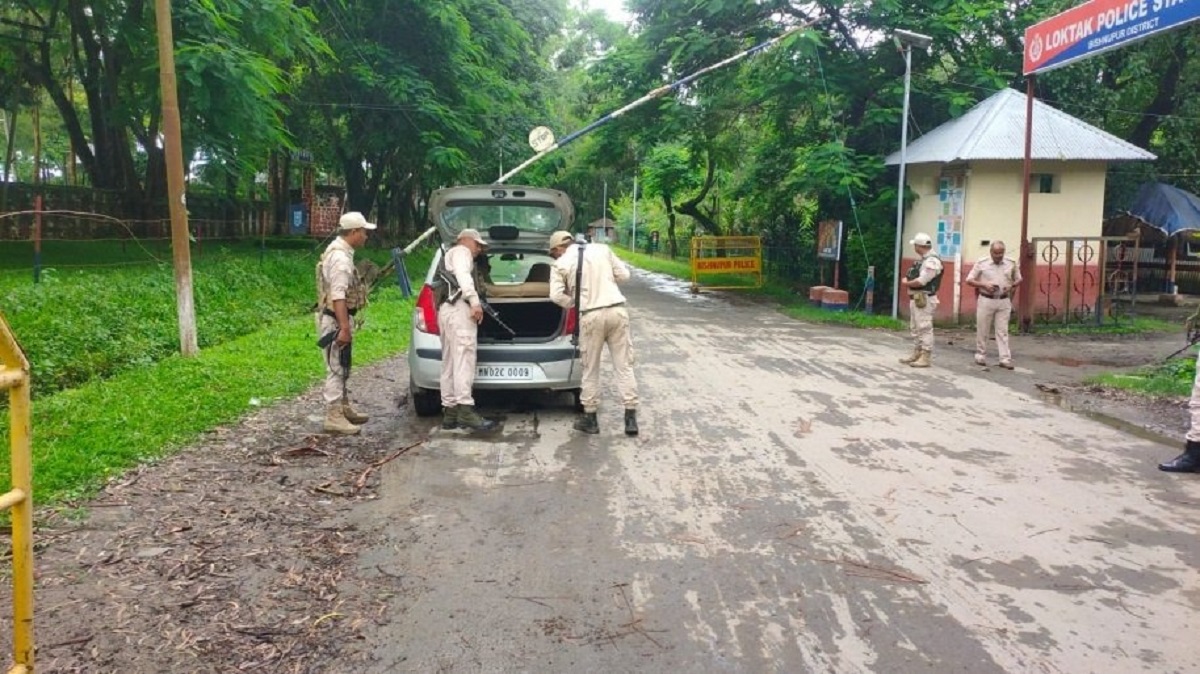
[940,319,1192,447]
[0,358,430,672]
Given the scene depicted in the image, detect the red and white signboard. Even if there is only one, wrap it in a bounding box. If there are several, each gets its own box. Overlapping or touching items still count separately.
[1024,0,1200,75]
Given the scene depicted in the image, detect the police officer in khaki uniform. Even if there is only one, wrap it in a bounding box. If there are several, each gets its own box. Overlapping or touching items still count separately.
[899,232,943,368]
[437,229,498,432]
[548,230,639,435]
[316,211,375,435]
[965,241,1022,369]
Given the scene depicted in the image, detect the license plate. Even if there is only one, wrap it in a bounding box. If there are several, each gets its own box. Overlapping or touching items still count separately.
[476,365,532,380]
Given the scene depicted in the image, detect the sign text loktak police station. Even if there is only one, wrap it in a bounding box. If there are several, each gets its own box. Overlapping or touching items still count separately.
[1024,0,1199,75]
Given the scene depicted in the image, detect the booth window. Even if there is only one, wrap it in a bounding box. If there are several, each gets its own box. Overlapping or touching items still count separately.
[1030,173,1059,194]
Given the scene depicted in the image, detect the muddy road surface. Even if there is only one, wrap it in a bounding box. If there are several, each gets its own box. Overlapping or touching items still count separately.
[12,270,1200,673]
[361,272,1199,672]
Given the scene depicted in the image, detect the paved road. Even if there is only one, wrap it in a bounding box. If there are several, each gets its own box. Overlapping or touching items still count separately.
[360,270,1199,673]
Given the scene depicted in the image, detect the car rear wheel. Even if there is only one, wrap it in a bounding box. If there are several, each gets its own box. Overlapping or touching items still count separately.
[570,388,583,413]
[411,380,442,417]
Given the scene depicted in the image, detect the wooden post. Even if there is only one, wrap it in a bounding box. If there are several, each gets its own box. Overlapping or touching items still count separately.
[32,196,42,285]
[32,105,42,284]
[154,0,199,356]
[1168,236,1179,294]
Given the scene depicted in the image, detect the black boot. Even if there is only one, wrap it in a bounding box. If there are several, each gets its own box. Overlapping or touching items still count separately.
[624,409,639,436]
[573,412,599,435]
[1159,440,1200,473]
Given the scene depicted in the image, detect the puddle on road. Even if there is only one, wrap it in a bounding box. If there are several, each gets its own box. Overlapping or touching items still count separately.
[634,269,712,302]
[1037,391,1176,448]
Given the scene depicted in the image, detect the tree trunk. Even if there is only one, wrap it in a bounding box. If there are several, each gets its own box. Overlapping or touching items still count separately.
[1127,47,1183,150]
[675,153,720,234]
[2,109,15,183]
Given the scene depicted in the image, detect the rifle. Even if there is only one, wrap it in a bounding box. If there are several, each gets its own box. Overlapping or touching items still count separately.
[317,327,353,396]
[1162,305,1200,362]
[566,241,585,385]
[479,298,518,337]
[435,268,517,337]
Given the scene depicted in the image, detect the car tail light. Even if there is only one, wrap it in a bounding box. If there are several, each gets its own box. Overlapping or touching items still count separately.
[563,307,578,337]
[415,284,439,334]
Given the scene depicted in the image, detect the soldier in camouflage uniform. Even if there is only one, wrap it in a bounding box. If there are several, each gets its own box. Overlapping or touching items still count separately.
[316,211,375,435]
[899,232,943,368]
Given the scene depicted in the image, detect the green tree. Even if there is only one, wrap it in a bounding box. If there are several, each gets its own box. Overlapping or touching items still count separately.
[4,0,326,209]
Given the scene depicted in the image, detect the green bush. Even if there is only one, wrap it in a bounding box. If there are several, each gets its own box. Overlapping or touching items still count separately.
[1089,353,1196,398]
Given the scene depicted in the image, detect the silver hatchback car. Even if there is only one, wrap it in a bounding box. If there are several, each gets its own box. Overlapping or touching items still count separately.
[407,185,583,416]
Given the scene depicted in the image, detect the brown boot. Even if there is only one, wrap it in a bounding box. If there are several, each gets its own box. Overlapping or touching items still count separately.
[898,347,921,364]
[909,349,932,368]
[324,403,361,435]
[342,398,369,425]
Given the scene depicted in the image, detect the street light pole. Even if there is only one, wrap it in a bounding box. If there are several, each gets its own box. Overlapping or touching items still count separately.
[891,29,931,320]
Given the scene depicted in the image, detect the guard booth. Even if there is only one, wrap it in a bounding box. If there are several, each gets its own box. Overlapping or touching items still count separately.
[689,236,763,293]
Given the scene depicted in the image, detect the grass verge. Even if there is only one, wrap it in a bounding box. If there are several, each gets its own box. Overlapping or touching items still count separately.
[1034,316,1178,335]
[1,240,416,397]
[0,288,413,506]
[1086,351,1194,398]
[615,246,905,331]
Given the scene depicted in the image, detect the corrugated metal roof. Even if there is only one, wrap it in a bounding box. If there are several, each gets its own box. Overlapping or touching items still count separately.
[885,88,1155,165]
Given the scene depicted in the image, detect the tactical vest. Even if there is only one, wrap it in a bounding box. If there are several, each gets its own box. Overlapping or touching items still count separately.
[432,246,487,306]
[315,246,368,313]
[906,254,943,294]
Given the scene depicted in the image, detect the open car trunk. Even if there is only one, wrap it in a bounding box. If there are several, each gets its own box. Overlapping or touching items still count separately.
[479,298,565,340]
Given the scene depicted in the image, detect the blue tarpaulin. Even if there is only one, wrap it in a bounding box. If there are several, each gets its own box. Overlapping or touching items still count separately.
[1127,182,1200,238]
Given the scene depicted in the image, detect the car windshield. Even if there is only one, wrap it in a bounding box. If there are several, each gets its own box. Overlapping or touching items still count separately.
[479,252,555,285]
[439,201,563,234]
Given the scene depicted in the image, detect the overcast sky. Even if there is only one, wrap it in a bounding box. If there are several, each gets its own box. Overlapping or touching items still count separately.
[581,0,632,23]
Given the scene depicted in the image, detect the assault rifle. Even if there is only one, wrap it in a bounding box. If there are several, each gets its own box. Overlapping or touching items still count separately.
[435,268,518,337]
[1162,305,1200,362]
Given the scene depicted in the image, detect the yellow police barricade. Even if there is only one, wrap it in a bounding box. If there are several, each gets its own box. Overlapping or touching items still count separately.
[0,314,34,673]
[690,236,764,293]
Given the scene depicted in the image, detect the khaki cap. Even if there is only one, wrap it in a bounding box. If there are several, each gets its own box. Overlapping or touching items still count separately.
[339,211,377,230]
[458,228,489,247]
[548,230,575,251]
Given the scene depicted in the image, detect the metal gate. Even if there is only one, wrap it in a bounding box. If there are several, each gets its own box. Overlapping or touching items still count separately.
[1029,234,1140,325]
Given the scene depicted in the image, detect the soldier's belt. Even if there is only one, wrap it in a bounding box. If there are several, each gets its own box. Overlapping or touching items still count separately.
[582,302,625,314]
[321,307,358,318]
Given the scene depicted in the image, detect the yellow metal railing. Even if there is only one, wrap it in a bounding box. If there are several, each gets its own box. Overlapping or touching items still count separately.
[0,314,34,673]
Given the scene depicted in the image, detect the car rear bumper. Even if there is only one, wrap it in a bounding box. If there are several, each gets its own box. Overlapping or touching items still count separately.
[408,341,582,391]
